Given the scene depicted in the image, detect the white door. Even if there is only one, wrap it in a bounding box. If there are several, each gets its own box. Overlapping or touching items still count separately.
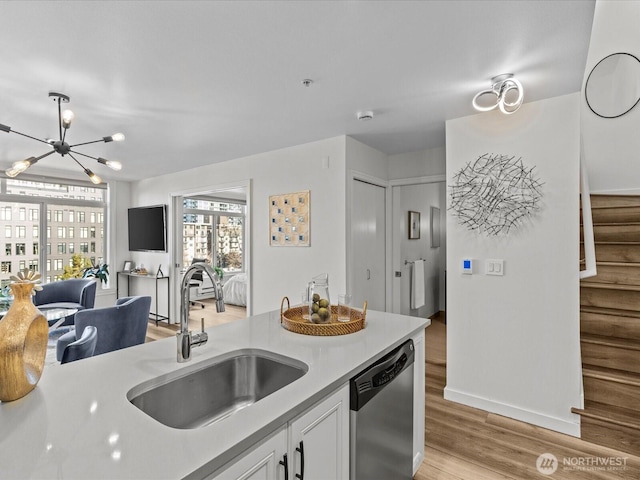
[351,179,386,311]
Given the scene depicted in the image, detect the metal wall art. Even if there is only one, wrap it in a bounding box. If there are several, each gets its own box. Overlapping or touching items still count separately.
[269,191,310,246]
[449,153,543,235]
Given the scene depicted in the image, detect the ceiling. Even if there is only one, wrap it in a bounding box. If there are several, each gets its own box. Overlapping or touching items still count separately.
[0,0,595,183]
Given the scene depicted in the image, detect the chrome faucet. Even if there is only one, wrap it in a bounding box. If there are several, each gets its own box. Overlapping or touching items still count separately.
[177,263,225,362]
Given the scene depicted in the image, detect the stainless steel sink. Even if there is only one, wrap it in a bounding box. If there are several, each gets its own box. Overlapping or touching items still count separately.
[127,349,308,429]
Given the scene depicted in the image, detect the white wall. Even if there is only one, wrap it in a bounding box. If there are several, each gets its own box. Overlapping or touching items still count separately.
[387,146,446,180]
[95,179,131,308]
[582,0,640,194]
[445,93,582,436]
[130,136,347,316]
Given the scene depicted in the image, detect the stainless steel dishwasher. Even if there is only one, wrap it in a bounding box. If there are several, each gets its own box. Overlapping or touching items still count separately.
[350,339,415,480]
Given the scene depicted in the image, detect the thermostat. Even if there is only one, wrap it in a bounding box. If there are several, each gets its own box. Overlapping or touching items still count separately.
[462,258,473,275]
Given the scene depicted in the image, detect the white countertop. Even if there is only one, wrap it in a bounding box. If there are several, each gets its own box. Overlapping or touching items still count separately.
[0,310,429,479]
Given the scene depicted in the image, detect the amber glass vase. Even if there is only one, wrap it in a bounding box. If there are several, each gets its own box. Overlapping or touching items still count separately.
[0,283,48,402]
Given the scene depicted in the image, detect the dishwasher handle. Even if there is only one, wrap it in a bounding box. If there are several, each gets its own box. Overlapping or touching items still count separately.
[350,339,414,411]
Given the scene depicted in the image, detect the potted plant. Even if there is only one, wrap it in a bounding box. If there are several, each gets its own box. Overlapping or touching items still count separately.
[62,254,109,285]
[83,262,109,285]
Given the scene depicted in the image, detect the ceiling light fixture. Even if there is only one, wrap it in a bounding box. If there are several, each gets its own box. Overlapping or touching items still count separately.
[472,74,524,115]
[357,111,374,121]
[0,92,124,184]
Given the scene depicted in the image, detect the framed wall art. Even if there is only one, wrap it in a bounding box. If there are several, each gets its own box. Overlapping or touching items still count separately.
[430,206,440,247]
[269,191,310,246]
[408,211,421,240]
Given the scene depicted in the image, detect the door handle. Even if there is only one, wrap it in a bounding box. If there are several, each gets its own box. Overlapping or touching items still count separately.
[366,269,371,280]
[295,441,304,480]
[279,453,289,480]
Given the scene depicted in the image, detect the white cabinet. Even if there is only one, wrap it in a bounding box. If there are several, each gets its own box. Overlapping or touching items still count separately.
[288,384,350,480]
[209,427,287,480]
[210,384,349,480]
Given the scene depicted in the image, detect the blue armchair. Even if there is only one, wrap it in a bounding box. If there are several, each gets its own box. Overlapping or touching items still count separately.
[34,279,97,327]
[61,325,98,364]
[56,296,151,360]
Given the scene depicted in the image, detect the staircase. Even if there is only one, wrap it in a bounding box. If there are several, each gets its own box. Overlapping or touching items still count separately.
[573,194,640,455]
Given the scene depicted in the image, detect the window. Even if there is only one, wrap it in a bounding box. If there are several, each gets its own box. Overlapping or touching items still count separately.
[183,197,245,273]
[19,260,25,270]
[0,180,107,287]
[80,227,88,238]
[80,242,88,253]
[1,262,11,273]
[0,206,11,221]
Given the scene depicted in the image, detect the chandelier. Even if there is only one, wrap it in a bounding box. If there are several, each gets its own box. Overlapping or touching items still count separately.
[0,91,124,184]
[472,74,524,115]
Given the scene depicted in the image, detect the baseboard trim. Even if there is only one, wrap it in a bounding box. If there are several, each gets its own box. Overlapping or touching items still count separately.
[443,386,581,437]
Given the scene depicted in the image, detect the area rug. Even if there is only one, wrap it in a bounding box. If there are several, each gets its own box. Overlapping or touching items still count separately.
[46,326,73,366]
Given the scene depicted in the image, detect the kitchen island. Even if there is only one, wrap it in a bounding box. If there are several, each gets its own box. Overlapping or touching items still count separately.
[0,309,429,479]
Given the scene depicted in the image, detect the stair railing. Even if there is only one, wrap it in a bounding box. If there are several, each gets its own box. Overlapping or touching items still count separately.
[580,148,597,279]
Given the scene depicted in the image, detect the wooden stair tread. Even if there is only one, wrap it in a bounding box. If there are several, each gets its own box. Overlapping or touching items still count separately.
[581,333,640,350]
[581,281,640,292]
[580,306,640,318]
[572,402,640,431]
[583,365,640,387]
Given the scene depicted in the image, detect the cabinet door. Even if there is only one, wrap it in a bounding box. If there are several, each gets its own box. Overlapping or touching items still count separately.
[209,426,287,480]
[289,384,349,480]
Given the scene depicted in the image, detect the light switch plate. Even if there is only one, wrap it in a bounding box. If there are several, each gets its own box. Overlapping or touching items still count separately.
[486,259,504,276]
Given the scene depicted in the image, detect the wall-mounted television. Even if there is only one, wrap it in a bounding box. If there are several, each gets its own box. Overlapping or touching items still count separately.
[128,205,167,252]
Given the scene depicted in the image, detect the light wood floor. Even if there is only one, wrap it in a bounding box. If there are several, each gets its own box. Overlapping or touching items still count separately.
[416,316,640,479]
[145,300,247,342]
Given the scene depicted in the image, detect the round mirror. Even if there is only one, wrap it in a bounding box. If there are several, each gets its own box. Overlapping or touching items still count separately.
[585,52,640,118]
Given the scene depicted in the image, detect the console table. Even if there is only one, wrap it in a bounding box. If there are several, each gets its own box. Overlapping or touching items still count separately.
[116,272,170,325]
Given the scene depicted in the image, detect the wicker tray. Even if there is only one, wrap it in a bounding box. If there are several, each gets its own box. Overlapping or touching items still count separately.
[280,296,367,336]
